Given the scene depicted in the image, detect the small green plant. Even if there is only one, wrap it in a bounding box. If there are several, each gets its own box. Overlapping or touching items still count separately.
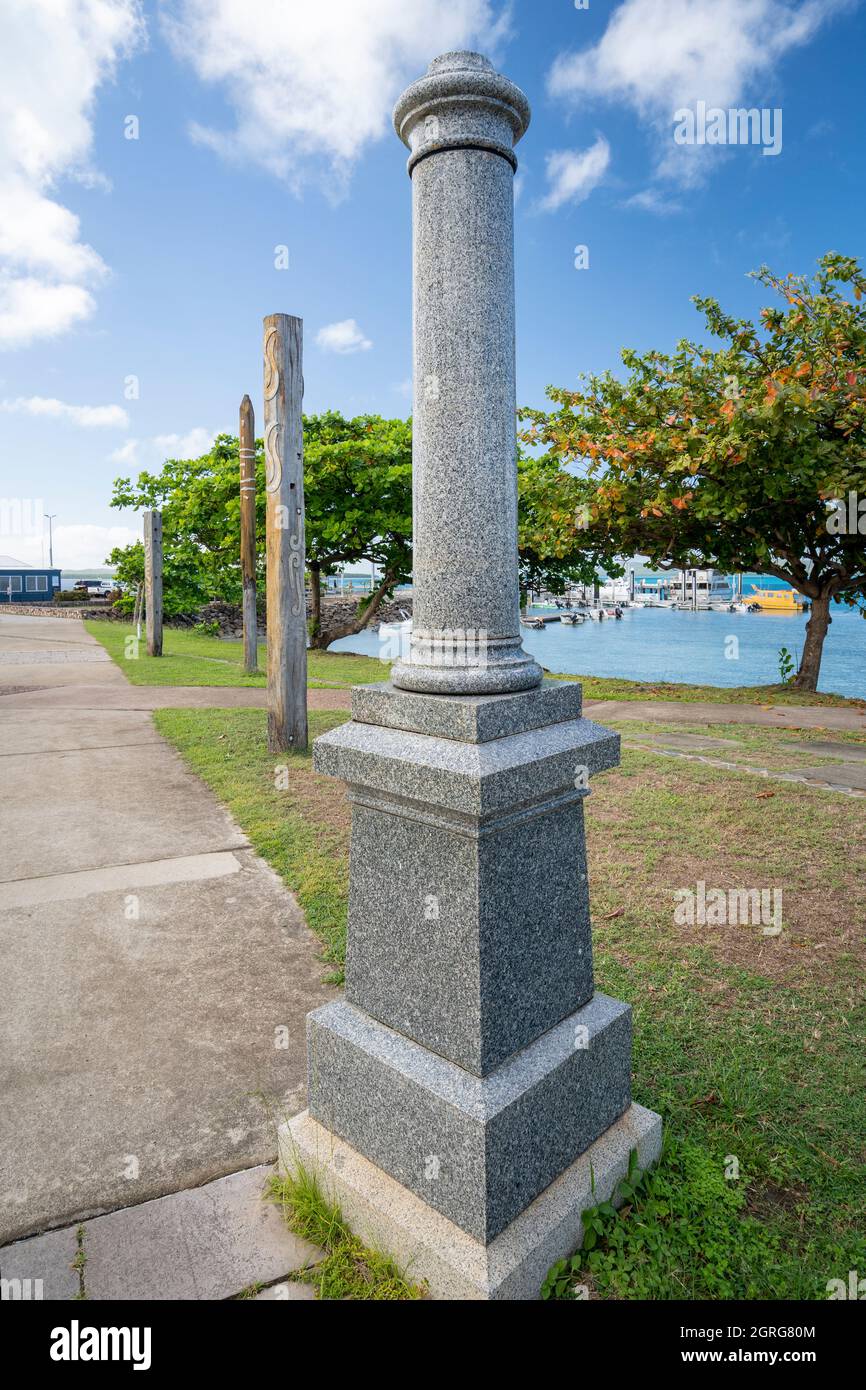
[71,1224,87,1300]
[542,1148,644,1300]
[778,646,796,683]
[541,1136,793,1301]
[235,1281,265,1299]
[194,619,220,637]
[268,1163,425,1300]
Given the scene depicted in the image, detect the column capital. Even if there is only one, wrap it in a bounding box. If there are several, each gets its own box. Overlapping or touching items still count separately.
[393,50,531,175]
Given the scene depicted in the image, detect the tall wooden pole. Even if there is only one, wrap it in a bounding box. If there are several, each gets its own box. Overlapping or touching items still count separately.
[239,394,258,674]
[143,509,163,657]
[263,314,307,752]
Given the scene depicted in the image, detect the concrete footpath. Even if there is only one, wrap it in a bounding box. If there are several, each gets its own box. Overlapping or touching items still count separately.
[0,615,336,1294]
[585,697,866,731]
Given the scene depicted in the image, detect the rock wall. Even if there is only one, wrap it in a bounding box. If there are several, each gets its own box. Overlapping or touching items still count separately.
[190,595,413,643]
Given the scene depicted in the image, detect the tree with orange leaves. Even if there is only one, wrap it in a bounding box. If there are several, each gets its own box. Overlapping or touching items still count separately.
[521,253,866,691]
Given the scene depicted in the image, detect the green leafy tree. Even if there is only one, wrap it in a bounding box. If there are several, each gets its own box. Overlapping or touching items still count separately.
[109,434,264,607]
[521,253,866,691]
[304,412,412,646]
[105,539,214,617]
[108,414,413,647]
[517,451,618,609]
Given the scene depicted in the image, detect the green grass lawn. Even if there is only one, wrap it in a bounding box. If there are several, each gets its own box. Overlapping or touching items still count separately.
[156,707,865,1300]
[85,620,863,706]
[85,620,385,688]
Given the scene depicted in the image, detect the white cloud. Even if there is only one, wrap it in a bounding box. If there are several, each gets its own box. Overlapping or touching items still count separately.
[0,395,129,427]
[153,426,216,457]
[623,188,683,215]
[9,524,139,569]
[108,438,141,465]
[110,427,216,467]
[539,137,610,213]
[0,1,144,349]
[316,319,373,355]
[161,0,510,195]
[548,0,849,188]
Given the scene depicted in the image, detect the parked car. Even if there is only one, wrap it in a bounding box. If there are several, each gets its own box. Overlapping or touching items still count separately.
[74,579,115,596]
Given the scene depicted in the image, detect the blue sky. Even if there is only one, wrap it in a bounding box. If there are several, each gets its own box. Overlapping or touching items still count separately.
[1,0,864,568]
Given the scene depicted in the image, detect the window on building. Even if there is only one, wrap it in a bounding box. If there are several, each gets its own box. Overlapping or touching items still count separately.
[25,575,47,592]
[2,575,23,593]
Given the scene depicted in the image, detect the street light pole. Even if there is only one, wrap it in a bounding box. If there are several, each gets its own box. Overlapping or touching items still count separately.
[44,513,57,568]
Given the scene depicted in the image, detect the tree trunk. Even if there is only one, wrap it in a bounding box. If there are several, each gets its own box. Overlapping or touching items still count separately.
[308,563,321,643]
[792,588,832,693]
[308,569,397,649]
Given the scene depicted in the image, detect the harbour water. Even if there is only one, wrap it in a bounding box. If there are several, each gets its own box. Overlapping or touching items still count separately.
[330,592,866,699]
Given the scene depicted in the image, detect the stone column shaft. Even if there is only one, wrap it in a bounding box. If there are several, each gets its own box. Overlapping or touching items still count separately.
[391,52,541,695]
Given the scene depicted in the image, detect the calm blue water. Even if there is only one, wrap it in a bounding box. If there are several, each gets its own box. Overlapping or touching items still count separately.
[330,592,866,698]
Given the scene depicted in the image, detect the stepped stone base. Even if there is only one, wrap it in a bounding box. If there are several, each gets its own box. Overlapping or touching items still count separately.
[279,1103,663,1301]
[307,994,632,1242]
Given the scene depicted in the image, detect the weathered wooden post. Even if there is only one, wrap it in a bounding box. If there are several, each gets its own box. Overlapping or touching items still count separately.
[143,509,163,657]
[282,52,661,1300]
[239,394,258,674]
[263,314,307,752]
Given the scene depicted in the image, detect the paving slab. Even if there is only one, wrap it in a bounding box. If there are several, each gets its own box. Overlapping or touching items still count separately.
[626,731,743,752]
[0,1222,79,1300]
[584,698,866,732]
[0,683,356,711]
[796,763,866,790]
[0,848,335,1243]
[0,709,163,755]
[781,739,866,762]
[0,740,248,880]
[1,849,243,909]
[81,1165,322,1301]
[0,1165,323,1301]
[0,617,128,691]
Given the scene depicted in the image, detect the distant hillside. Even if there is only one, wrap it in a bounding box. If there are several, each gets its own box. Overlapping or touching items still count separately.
[58,568,117,585]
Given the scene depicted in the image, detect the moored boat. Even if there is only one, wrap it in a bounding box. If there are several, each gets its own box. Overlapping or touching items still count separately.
[742,585,804,612]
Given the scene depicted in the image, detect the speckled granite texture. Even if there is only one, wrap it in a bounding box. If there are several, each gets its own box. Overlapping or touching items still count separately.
[312,702,618,1072]
[351,678,583,743]
[312,712,619,822]
[306,995,632,1243]
[391,52,538,695]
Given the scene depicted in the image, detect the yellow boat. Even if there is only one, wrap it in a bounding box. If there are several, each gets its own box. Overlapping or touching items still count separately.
[744,586,804,612]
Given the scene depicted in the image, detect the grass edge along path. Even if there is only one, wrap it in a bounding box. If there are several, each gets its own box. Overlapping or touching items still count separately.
[153,706,350,980]
[267,1166,425,1300]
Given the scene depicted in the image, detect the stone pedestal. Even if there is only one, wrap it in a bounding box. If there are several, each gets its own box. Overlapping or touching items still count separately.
[283,51,661,1299]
